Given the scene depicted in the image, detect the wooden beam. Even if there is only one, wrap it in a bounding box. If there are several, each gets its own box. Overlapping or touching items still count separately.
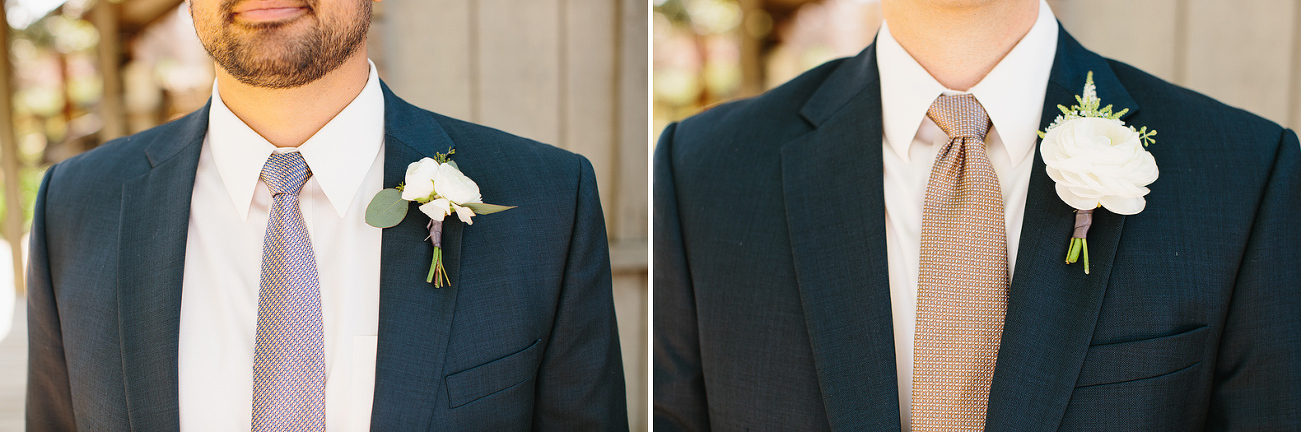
[119,0,184,35]
[93,0,127,143]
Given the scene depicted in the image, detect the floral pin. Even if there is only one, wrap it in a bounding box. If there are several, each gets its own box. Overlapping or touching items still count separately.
[364,149,514,287]
[1038,72,1158,274]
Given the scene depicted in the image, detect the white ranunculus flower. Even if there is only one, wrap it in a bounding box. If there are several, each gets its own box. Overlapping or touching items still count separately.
[419,198,451,222]
[402,157,441,201]
[1041,117,1159,215]
[433,163,483,205]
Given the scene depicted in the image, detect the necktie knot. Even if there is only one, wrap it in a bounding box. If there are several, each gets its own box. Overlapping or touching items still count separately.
[261,152,313,196]
[927,94,991,140]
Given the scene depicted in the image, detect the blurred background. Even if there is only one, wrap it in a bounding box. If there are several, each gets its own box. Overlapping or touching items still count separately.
[0,0,648,430]
[653,0,1301,136]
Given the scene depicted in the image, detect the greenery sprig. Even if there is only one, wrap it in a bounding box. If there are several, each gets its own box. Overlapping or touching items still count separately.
[1038,71,1156,147]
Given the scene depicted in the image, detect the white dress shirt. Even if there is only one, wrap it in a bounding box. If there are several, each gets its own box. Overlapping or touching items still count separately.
[178,61,385,431]
[877,2,1058,430]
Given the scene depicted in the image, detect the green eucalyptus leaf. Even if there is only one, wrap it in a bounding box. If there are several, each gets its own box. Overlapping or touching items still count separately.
[365,188,409,228]
[462,202,516,215]
[446,160,460,170]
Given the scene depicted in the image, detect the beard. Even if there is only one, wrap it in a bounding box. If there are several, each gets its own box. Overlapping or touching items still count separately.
[196,0,371,89]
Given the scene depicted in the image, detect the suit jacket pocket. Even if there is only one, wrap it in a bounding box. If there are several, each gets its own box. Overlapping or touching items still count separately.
[445,339,543,408]
[1076,325,1208,387]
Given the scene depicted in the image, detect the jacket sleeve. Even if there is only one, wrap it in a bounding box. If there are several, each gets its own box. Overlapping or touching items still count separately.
[26,165,78,431]
[531,156,629,431]
[1206,129,1301,429]
[652,123,711,431]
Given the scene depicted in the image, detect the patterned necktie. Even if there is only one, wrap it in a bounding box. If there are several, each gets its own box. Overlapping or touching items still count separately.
[252,152,326,432]
[911,94,1009,431]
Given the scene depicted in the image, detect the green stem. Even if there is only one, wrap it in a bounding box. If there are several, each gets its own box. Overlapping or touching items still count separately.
[1082,238,1090,275]
[434,245,444,283]
[427,246,450,287]
[1066,238,1082,263]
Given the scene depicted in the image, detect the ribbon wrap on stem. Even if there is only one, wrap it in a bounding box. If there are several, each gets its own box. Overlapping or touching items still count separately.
[1065,209,1094,274]
[1073,209,1093,239]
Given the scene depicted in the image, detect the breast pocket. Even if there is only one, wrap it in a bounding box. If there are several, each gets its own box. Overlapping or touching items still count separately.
[444,339,543,408]
[1076,325,1209,387]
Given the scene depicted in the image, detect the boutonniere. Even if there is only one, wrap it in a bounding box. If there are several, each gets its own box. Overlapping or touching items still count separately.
[364,149,514,287]
[1038,72,1158,274]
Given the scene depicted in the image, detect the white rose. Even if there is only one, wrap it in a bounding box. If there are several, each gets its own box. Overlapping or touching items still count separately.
[433,163,483,205]
[419,198,451,222]
[1041,117,1159,215]
[402,157,441,201]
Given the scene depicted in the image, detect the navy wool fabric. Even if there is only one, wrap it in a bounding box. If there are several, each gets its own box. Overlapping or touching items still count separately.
[26,82,628,431]
[653,25,1301,431]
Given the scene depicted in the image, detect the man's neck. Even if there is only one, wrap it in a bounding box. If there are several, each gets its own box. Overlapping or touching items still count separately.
[882,0,1039,91]
[215,50,372,148]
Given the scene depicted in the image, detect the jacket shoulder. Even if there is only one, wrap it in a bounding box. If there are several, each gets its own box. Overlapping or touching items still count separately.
[1104,58,1290,193]
[421,110,594,198]
[421,110,595,184]
[46,108,204,195]
[671,57,846,151]
[1107,59,1285,141]
[430,111,586,168]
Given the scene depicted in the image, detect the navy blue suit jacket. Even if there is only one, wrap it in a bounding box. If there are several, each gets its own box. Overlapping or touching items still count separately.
[27,84,628,430]
[654,27,1301,430]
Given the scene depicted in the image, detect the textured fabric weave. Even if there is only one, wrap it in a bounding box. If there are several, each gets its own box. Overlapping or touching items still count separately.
[911,94,1009,431]
[252,152,326,432]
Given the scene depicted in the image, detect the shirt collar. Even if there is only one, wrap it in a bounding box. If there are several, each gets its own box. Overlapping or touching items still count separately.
[207,60,385,220]
[877,0,1058,165]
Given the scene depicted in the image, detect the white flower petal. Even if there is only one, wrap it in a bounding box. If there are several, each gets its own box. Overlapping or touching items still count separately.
[419,199,451,221]
[454,204,476,225]
[1100,195,1146,215]
[402,180,435,201]
[1055,183,1100,210]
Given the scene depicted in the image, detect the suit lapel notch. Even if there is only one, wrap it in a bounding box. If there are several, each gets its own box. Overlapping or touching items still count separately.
[985,28,1134,430]
[782,50,903,431]
[117,105,208,431]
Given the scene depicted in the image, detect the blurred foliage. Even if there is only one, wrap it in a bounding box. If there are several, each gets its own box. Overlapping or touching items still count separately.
[653,0,883,142]
[1,1,106,242]
[652,0,745,141]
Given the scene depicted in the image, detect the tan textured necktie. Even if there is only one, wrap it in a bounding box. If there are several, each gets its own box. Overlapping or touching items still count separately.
[912,94,1009,431]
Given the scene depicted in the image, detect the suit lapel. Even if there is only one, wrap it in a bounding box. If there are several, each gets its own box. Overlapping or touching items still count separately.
[984,27,1139,431]
[369,83,463,430]
[118,104,209,431]
[783,45,903,431]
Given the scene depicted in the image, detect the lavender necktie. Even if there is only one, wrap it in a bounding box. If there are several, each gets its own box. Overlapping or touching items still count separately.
[252,152,326,432]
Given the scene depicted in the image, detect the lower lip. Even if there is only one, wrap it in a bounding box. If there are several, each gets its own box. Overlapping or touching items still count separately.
[234,7,308,22]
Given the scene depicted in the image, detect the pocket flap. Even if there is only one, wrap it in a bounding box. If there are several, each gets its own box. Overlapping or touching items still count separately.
[1076,325,1208,387]
[445,339,543,408]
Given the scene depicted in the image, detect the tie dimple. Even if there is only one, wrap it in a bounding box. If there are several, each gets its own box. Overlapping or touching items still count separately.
[911,94,1009,432]
[927,94,991,139]
[252,151,326,432]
